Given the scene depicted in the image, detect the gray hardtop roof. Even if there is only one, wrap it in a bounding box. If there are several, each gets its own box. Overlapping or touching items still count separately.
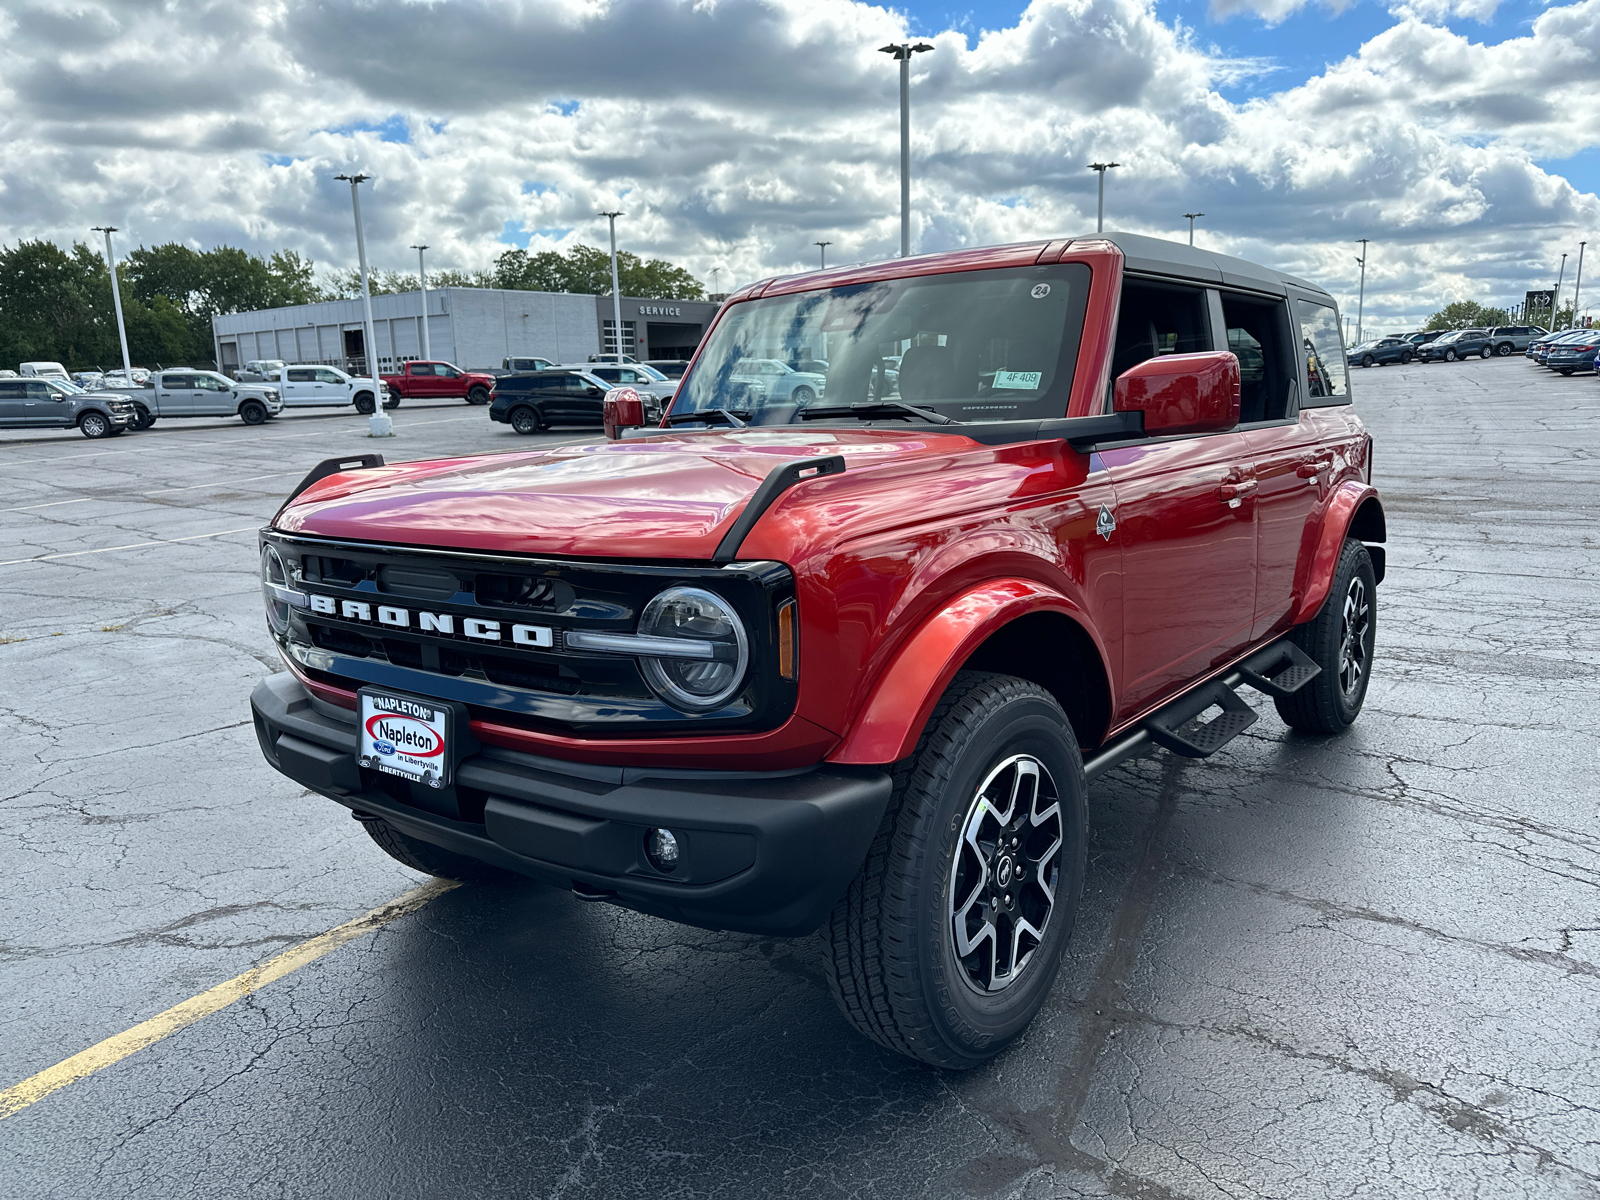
[1104,232,1330,301]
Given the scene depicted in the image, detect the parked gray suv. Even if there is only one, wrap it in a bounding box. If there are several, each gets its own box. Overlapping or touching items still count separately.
[0,377,137,437]
[1487,326,1548,356]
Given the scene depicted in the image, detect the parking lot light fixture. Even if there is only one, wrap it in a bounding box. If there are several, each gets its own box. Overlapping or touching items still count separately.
[91,227,134,384]
[411,244,431,359]
[1089,163,1120,233]
[815,241,832,270]
[1353,240,1370,346]
[1572,242,1585,327]
[599,211,625,360]
[1554,253,1568,328]
[334,172,390,435]
[1183,212,1203,246]
[879,41,934,257]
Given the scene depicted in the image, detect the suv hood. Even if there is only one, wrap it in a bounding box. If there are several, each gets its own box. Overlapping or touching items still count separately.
[275,428,990,559]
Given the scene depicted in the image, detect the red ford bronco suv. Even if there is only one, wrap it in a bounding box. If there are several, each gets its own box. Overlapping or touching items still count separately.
[250,233,1382,1068]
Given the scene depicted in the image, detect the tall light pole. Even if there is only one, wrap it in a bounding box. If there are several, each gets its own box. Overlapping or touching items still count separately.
[1183,212,1204,246]
[879,41,934,258]
[598,211,626,360]
[1573,242,1587,328]
[1089,163,1120,233]
[815,241,832,270]
[410,244,431,360]
[1355,239,1370,345]
[91,227,133,381]
[1554,252,1569,328]
[710,267,722,296]
[335,172,389,434]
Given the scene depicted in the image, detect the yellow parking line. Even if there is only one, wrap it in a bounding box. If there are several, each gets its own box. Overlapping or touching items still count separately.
[0,879,456,1122]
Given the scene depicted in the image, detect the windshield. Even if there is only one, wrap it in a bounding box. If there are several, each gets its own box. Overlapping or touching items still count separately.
[44,379,85,395]
[673,263,1090,424]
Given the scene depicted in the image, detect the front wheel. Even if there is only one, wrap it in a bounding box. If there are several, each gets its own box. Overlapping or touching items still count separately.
[359,816,515,883]
[823,672,1087,1069]
[510,406,541,435]
[1275,538,1377,735]
[1444,348,1458,362]
[79,412,111,439]
[467,386,490,405]
[1360,354,1375,368]
[353,392,375,414]
[239,400,267,425]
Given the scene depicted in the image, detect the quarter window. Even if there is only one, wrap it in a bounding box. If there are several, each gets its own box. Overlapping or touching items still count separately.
[1296,300,1349,403]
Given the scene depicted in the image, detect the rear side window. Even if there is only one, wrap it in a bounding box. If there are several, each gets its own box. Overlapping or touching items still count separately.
[162,374,193,389]
[1222,294,1296,423]
[1296,300,1349,405]
[0,381,23,399]
[287,368,317,383]
[408,363,434,375]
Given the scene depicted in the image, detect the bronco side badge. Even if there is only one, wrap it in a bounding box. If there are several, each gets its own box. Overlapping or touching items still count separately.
[1097,505,1117,540]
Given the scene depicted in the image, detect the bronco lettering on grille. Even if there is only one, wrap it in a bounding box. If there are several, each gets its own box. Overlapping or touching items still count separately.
[310,593,552,647]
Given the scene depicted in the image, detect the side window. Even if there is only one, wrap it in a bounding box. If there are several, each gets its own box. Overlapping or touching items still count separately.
[315,369,344,384]
[408,363,434,376]
[163,374,192,389]
[439,365,460,378]
[1110,281,1211,380]
[287,368,317,383]
[0,381,24,398]
[1222,295,1296,423]
[1296,299,1349,404]
[25,380,51,399]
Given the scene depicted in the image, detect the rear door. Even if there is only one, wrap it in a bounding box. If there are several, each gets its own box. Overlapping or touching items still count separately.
[156,373,200,416]
[0,380,31,426]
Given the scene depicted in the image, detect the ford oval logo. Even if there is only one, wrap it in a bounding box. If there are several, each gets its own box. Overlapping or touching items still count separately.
[374,740,396,756]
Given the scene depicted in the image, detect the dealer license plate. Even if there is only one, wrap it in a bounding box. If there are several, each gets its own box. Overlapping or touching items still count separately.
[358,689,451,789]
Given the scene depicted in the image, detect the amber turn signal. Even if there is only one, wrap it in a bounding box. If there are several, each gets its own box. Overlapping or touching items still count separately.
[777,600,797,680]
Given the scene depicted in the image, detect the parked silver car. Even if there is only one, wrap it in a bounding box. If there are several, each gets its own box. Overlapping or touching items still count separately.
[730,358,827,403]
[124,370,283,427]
[0,377,136,438]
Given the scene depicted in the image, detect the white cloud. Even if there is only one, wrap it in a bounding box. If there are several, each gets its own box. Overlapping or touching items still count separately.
[0,0,1595,332]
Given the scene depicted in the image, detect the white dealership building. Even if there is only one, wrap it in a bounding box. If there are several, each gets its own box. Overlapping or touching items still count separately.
[210,288,718,376]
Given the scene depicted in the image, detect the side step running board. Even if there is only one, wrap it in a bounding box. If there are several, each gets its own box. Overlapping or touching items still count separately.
[1082,638,1322,780]
[1142,680,1258,759]
[1235,640,1321,699]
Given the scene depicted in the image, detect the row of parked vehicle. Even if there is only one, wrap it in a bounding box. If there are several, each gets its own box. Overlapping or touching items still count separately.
[1524,327,1599,374]
[1347,325,1550,367]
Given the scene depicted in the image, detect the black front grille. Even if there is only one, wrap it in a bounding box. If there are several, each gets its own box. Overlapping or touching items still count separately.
[266,533,798,737]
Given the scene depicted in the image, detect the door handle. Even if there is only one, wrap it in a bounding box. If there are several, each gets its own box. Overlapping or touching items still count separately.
[1217,479,1257,506]
[1297,456,1333,478]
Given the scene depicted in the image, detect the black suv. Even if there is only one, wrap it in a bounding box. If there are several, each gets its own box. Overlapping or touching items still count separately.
[489,370,610,434]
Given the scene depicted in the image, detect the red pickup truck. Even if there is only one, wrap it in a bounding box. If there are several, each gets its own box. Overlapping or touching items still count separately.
[251,233,1382,1068]
[379,360,497,406]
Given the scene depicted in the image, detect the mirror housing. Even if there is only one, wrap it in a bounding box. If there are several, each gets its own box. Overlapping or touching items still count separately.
[603,387,646,440]
[1112,351,1240,436]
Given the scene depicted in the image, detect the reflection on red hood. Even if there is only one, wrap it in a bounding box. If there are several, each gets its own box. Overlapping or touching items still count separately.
[274,429,984,559]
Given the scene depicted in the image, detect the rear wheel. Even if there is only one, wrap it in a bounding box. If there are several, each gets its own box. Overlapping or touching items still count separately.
[353,392,375,414]
[239,400,267,425]
[510,406,541,435]
[1480,346,1493,360]
[1496,342,1513,356]
[79,412,111,439]
[791,385,817,404]
[384,394,400,410]
[1275,539,1377,735]
[467,385,490,405]
[358,815,515,883]
[823,672,1087,1069]
[132,404,154,430]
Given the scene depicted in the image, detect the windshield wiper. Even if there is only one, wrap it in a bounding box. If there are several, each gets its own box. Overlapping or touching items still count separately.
[799,402,959,425]
[664,408,749,428]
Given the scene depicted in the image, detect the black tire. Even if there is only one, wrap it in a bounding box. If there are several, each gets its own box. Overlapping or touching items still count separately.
[384,395,400,410]
[467,385,491,405]
[1444,348,1458,362]
[353,392,375,415]
[1496,342,1513,356]
[510,406,541,435]
[1360,354,1375,368]
[1400,351,1413,364]
[1274,539,1377,735]
[79,411,111,439]
[359,816,513,883]
[132,404,154,430]
[823,672,1088,1069]
[1558,369,1574,376]
[107,427,126,437]
[791,385,817,404]
[239,400,267,425]
[1480,347,1493,360]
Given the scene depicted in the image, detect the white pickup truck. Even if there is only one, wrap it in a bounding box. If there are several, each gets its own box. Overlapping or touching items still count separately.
[126,369,283,428]
[269,364,393,412]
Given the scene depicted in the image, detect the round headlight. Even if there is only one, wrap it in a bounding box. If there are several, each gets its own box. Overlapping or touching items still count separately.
[261,545,291,636]
[637,587,749,713]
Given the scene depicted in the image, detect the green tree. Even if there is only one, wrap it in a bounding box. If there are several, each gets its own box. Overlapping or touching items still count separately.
[492,244,702,299]
[0,239,120,370]
[1424,300,1512,330]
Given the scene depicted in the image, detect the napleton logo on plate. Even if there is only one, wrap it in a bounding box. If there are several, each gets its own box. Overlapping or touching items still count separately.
[358,693,451,788]
[307,593,553,648]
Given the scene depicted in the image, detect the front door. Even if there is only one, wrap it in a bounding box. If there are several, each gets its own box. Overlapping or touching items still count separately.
[280,367,319,406]
[190,374,234,415]
[1101,432,1260,719]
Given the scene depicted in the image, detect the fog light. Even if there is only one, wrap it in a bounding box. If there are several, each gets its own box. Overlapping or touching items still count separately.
[645,828,681,872]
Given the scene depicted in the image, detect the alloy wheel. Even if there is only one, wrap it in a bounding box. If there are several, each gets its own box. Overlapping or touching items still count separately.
[948,754,1063,993]
[1338,576,1371,699]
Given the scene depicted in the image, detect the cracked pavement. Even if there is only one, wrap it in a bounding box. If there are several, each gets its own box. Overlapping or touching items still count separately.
[1,363,1596,1198]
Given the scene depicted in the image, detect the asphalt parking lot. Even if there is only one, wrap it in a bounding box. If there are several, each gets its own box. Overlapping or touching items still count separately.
[2,364,1597,1199]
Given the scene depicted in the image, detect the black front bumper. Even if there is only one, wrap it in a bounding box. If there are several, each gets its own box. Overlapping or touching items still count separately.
[250,673,890,936]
